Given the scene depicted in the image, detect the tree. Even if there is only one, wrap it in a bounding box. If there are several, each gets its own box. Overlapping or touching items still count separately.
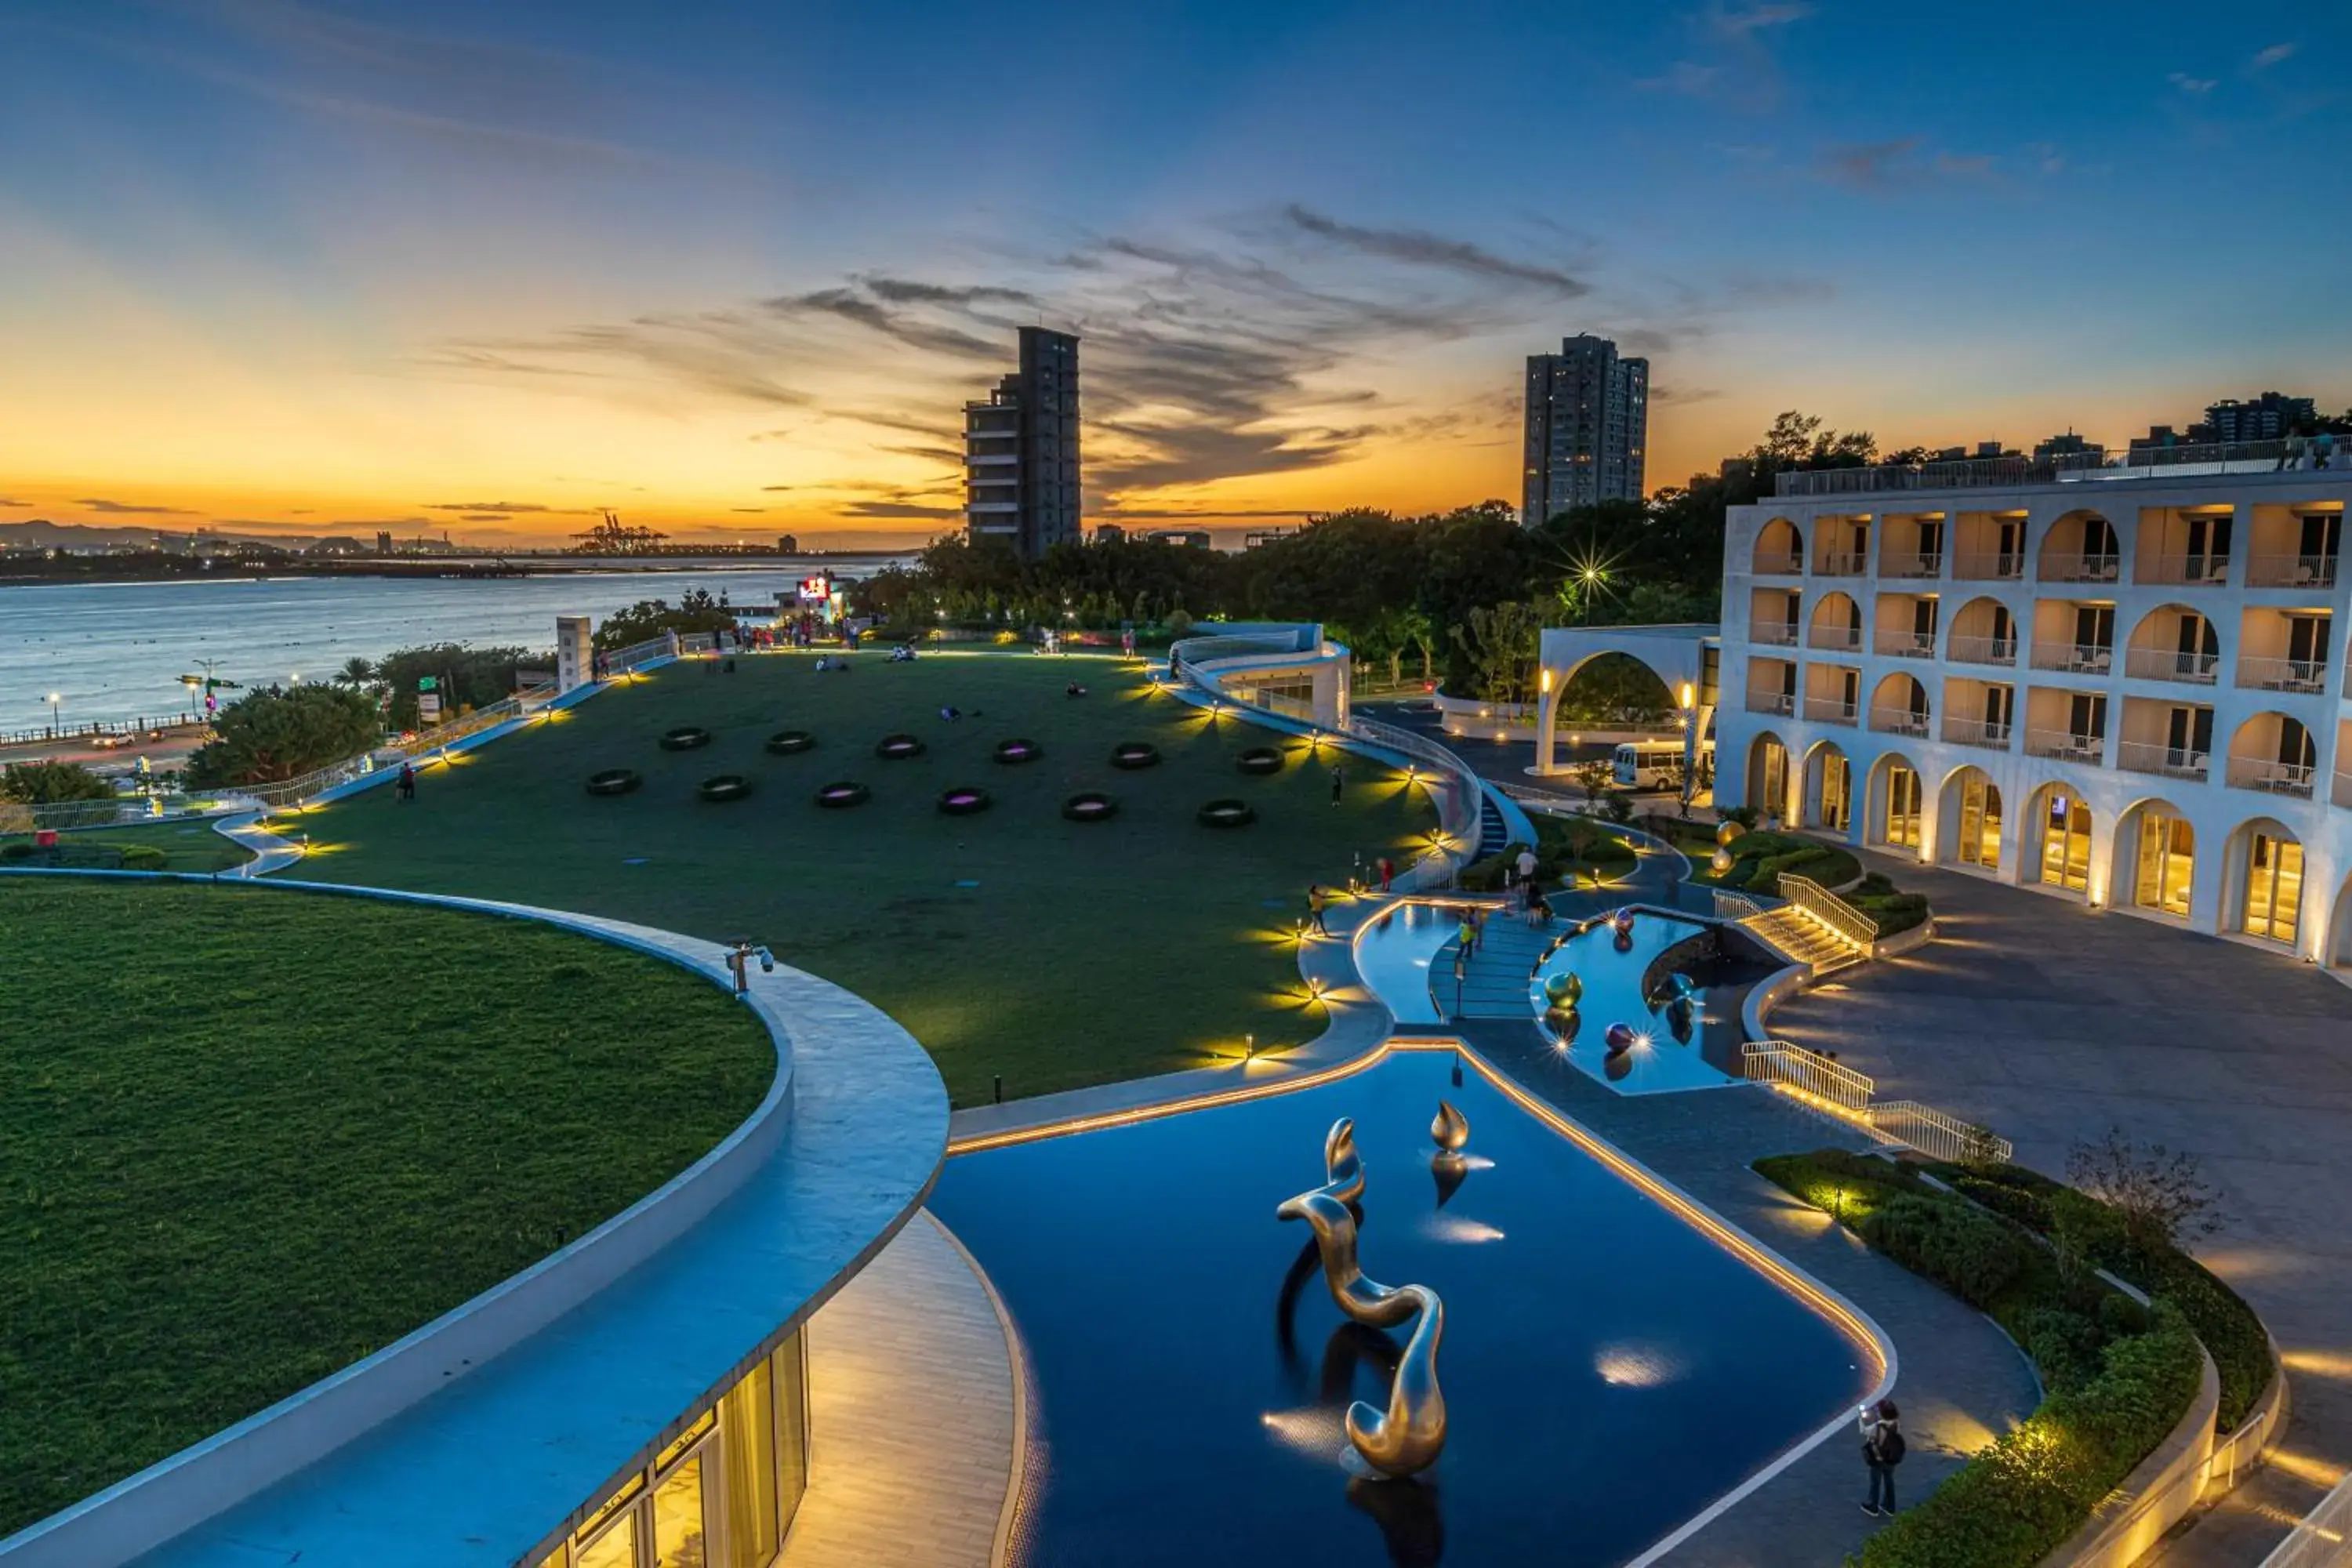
[373,644,532,727]
[1447,600,1544,703]
[336,657,376,688]
[591,593,735,653]
[184,685,383,787]
[0,760,112,804]
[1571,757,1613,807]
[2067,1128,2222,1252]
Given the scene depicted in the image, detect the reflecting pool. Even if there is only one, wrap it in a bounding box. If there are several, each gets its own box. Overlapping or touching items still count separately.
[931,1049,1871,1566]
[1347,900,1459,1025]
[1529,913,1759,1096]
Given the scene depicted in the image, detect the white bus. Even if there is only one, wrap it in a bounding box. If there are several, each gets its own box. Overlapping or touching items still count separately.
[1612,738,1714,790]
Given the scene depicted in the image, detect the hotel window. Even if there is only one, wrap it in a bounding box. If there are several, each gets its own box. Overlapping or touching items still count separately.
[1957,775,2001,869]
[2242,832,2303,946]
[2038,787,2091,894]
[2133,810,2194,917]
[1882,761,1922,849]
[1817,750,1850,833]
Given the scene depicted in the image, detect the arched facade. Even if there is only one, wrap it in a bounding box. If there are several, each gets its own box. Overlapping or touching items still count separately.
[1936,764,2004,876]
[2114,797,2197,919]
[2025,780,2096,897]
[1947,595,2019,666]
[2227,711,2319,796]
[2037,507,2122,583]
[2124,603,2223,684]
[1753,517,1802,575]
[2331,873,2352,971]
[1809,590,1864,653]
[1746,731,1791,825]
[2225,816,2307,946]
[1870,671,1931,739]
[1802,739,1853,833]
[1866,750,1926,854]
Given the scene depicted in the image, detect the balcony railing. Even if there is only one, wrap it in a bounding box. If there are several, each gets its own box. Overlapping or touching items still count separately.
[1803,695,1858,725]
[1954,551,2024,580]
[1773,436,2336,497]
[1947,633,2017,666]
[2245,552,2339,589]
[1747,691,1796,717]
[1941,716,2013,750]
[2227,756,2318,797]
[1882,552,1944,579]
[2031,642,2114,676]
[1751,550,1803,575]
[2116,741,2211,782]
[2140,554,2232,586]
[1870,706,1931,738]
[1750,622,1799,647]
[1815,550,1867,576]
[2042,552,2121,584]
[1873,629,1937,659]
[1809,626,1864,652]
[2026,728,2105,764]
[2125,646,2220,684]
[2238,655,2331,695]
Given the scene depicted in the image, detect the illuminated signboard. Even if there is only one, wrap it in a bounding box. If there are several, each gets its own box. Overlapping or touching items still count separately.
[798,574,833,603]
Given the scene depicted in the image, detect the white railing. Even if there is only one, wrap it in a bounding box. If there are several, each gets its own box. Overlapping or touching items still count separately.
[1809,626,1864,652]
[1345,714,1485,863]
[1803,696,1858,724]
[2141,554,2233,586]
[1815,550,1867,576]
[1172,632,1315,666]
[1748,691,1796,717]
[1751,550,1803,575]
[1882,552,1944,579]
[1871,706,1930,738]
[1868,1102,2014,1164]
[2227,756,2318,797]
[2262,1461,2352,1568]
[1777,873,1879,946]
[2042,553,2121,583]
[2031,641,2114,675]
[1712,888,1766,921]
[1750,622,1799,647]
[1741,1042,1875,1112]
[0,712,206,749]
[604,634,676,674]
[1953,551,2024,580]
[1941,716,2013,750]
[2026,728,2106,763]
[2126,645,2220,684]
[0,796,143,833]
[2116,741,2210,782]
[1873,629,1937,659]
[1947,634,2016,666]
[2238,655,2330,694]
[1776,436,2347,497]
[2245,552,2339,590]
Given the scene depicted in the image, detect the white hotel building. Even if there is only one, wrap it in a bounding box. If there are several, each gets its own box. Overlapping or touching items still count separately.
[1541,443,2352,971]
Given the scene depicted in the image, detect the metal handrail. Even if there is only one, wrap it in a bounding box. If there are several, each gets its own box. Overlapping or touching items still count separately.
[1815,550,1867,576]
[2115,741,2210,782]
[1868,1102,2014,1164]
[1940,717,2013,750]
[1802,696,1858,724]
[1748,691,1795,716]
[1952,551,2024,580]
[1740,1044,2016,1164]
[1712,888,1766,921]
[1873,630,1937,659]
[2257,1463,2352,1568]
[1777,873,1878,946]
[1947,634,2016,666]
[2245,552,2339,589]
[1750,622,1799,646]
[1740,1041,1875,1112]
[2141,554,2233,586]
[1809,626,1864,652]
[2031,641,2114,674]
[2227,756,2317,797]
[2026,728,2106,763]
[2042,553,2121,584]
[2238,655,2330,694]
[1870,706,1930,738]
[1882,552,1944,579]
[1751,550,1803,575]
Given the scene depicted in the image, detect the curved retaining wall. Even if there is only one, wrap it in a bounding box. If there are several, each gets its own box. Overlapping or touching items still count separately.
[0,870,802,1568]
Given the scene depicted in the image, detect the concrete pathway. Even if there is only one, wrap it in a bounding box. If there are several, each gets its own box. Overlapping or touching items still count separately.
[782,1211,1020,1568]
[1770,851,2352,1563]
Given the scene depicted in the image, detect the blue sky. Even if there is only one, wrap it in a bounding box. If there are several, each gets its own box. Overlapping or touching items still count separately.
[1,0,2344,543]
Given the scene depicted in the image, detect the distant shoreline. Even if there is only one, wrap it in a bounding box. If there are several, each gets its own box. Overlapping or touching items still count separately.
[0,551,916,587]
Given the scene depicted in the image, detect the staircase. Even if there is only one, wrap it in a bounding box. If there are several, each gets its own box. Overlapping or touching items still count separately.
[1474,791,1510,858]
[1431,913,1557,1018]
[1738,905,1866,976]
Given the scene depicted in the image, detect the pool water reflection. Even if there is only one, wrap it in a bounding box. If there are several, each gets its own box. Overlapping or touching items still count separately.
[1530,913,1755,1097]
[931,1051,1870,1566]
[1348,901,1459,1025]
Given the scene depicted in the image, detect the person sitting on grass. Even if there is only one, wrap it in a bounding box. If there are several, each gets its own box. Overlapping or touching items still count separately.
[1065,681,1088,698]
[939,705,962,721]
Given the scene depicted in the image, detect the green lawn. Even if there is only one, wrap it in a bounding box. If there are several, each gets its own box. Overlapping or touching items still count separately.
[0,878,771,1535]
[289,653,1436,1105]
[8,818,256,873]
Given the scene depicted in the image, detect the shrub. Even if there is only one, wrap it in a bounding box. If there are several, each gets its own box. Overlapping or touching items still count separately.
[119,845,169,872]
[2018,1307,2107,1394]
[1949,1172,2054,1232]
[0,840,35,862]
[1457,842,1526,892]
[1,760,113,804]
[1856,1193,2034,1312]
[185,685,383,788]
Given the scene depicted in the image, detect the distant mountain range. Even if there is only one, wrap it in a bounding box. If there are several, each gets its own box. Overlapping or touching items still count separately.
[0,519,327,550]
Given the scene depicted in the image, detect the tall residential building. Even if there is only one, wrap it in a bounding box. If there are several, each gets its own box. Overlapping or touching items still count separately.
[964,326,1081,560]
[2203,393,2317,445]
[1521,333,1649,526]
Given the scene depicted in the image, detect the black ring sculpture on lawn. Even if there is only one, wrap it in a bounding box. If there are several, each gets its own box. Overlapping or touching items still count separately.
[766,730,815,755]
[937,786,992,816]
[1109,741,1162,770]
[699,774,753,803]
[1062,791,1118,822]
[875,733,927,760]
[815,782,871,808]
[659,726,713,751]
[1197,798,1258,828]
[585,768,641,797]
[993,738,1044,764]
[1236,746,1284,775]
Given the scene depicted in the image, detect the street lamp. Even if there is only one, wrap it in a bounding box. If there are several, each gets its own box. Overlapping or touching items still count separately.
[45,692,62,737]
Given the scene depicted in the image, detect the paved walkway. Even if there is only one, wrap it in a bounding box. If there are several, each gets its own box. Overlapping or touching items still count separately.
[783,1211,1020,1568]
[1770,851,2352,1563]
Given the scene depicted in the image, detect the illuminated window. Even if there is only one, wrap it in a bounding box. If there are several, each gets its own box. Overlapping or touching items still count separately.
[1956,775,2001,869]
[2242,831,2303,946]
[2132,810,2194,917]
[2038,788,2091,893]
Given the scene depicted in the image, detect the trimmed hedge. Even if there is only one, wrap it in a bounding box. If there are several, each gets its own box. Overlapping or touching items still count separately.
[1690,829,1861,893]
[1856,1194,2035,1312]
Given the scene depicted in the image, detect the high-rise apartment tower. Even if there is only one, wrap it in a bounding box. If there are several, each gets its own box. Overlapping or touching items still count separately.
[1522,333,1649,526]
[965,326,1081,560]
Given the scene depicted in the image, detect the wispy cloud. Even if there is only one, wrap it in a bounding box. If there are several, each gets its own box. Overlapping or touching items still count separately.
[426,499,555,514]
[0,497,31,508]
[1635,60,1722,98]
[1280,204,1592,296]
[1638,2,1813,111]
[2250,42,2297,71]
[2169,72,2217,96]
[1816,137,1999,193]
[74,497,198,515]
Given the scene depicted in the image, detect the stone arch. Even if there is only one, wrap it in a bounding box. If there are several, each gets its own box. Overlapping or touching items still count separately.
[1745,730,1791,824]
[2038,506,2122,583]
[2124,603,2223,683]
[1809,590,1863,653]
[1947,595,2018,663]
[2329,871,2352,970]
[1864,748,1926,854]
[2223,815,2307,946]
[1753,517,1802,575]
[2226,711,2319,795]
[2111,795,2198,918]
[1800,738,1853,835]
[1934,763,2005,874]
[2023,779,2096,896]
[1868,671,1930,739]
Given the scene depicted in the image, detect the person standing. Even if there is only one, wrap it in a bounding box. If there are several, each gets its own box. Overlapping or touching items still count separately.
[1515,844,1538,889]
[1377,856,1394,893]
[1860,1399,1904,1516]
[1307,884,1330,936]
[1329,763,1345,808]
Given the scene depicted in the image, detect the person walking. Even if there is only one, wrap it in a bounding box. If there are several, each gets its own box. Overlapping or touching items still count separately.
[1307,884,1330,937]
[396,762,416,804]
[1514,844,1537,888]
[1377,856,1394,893]
[1329,763,1345,808]
[1860,1399,1904,1516]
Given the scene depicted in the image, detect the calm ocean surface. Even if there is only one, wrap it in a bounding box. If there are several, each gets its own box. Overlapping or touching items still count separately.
[0,566,905,732]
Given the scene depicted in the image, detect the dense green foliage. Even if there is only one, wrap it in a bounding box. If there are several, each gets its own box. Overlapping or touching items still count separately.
[1849,872,1933,937]
[591,589,742,652]
[184,684,384,787]
[370,642,535,728]
[1755,1153,2223,1568]
[0,821,255,873]
[1690,829,1862,894]
[287,655,1432,1105]
[0,760,111,804]
[0,879,771,1534]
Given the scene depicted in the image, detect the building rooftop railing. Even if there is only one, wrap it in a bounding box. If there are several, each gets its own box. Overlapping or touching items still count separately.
[1773,436,2348,498]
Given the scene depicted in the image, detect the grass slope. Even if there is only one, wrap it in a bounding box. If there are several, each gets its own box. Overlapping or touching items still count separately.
[29,818,256,873]
[291,653,1436,1105]
[0,879,771,1535]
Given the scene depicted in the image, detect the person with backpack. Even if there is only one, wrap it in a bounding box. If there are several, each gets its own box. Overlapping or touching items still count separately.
[1860,1399,1904,1516]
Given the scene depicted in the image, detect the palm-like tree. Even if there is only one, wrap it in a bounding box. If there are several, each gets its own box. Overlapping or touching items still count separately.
[336,656,376,688]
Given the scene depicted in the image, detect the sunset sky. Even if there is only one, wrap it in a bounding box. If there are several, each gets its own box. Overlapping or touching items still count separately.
[2,1,2347,548]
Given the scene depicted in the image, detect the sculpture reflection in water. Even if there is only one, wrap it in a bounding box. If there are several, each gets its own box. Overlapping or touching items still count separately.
[1276,1117,1449,1479]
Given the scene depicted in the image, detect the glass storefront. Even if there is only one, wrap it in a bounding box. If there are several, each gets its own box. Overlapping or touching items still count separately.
[1881,761,1921,849]
[2243,831,2303,946]
[1815,750,1849,833]
[535,1330,810,1568]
